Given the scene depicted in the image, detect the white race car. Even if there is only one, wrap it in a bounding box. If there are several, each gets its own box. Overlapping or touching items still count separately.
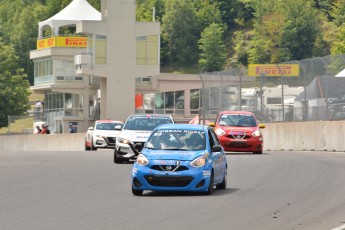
[85,120,124,151]
[114,114,174,163]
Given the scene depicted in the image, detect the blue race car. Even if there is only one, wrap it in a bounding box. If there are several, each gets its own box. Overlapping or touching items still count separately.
[131,124,227,195]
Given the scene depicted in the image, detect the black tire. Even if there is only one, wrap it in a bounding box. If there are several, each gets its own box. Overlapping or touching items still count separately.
[206,171,214,195]
[253,151,262,154]
[114,148,124,164]
[216,170,227,189]
[91,138,97,151]
[132,185,143,196]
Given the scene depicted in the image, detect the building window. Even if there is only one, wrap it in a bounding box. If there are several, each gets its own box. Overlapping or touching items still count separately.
[55,60,75,79]
[136,35,159,66]
[34,59,53,84]
[45,93,83,117]
[142,90,185,114]
[95,35,106,65]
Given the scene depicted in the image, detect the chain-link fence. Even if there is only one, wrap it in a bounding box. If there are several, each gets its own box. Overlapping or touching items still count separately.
[199,54,345,123]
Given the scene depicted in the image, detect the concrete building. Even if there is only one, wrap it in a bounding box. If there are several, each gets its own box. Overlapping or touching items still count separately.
[29,0,259,132]
[30,0,160,133]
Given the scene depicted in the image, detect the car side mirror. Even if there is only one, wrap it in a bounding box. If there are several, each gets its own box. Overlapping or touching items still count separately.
[259,124,265,129]
[212,145,222,152]
[208,122,216,127]
[88,127,94,131]
[114,125,122,130]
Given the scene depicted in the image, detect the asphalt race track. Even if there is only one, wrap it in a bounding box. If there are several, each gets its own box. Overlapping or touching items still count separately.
[1,150,345,230]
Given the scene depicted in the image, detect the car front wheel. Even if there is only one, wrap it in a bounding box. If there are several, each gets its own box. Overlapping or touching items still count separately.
[85,140,91,151]
[253,151,262,154]
[216,171,227,189]
[91,138,97,151]
[205,171,214,195]
[114,148,124,164]
[132,185,143,196]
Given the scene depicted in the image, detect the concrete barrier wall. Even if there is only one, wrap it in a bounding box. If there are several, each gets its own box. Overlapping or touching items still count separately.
[0,121,344,152]
[0,133,85,151]
[261,121,345,152]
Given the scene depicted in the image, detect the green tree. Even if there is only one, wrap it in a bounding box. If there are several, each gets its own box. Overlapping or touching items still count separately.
[193,1,222,30]
[213,0,254,29]
[136,0,165,22]
[331,25,345,54]
[228,30,251,67]
[161,0,199,67]
[0,38,31,128]
[330,0,345,54]
[280,0,320,60]
[11,4,45,85]
[248,0,320,64]
[198,23,227,72]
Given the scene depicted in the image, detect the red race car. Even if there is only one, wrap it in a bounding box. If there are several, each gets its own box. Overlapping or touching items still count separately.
[209,111,265,154]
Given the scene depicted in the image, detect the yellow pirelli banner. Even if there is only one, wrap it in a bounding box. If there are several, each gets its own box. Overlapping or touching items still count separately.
[248,64,299,77]
[37,36,88,49]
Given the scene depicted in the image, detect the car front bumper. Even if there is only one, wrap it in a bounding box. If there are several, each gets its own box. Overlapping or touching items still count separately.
[115,142,145,159]
[132,162,213,192]
[218,136,263,152]
[93,136,116,148]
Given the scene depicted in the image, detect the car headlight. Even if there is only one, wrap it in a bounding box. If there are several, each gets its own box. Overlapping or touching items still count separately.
[95,135,105,138]
[190,155,207,167]
[252,129,262,137]
[136,154,149,166]
[215,128,226,136]
[117,137,130,144]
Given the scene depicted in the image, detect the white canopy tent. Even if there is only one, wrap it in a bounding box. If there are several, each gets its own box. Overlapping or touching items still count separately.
[38,0,101,38]
[335,68,345,77]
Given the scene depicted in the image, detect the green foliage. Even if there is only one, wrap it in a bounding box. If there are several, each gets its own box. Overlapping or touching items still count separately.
[331,25,345,54]
[0,39,31,128]
[228,30,251,67]
[161,0,200,66]
[198,23,227,72]
[247,0,321,64]
[0,0,344,77]
[136,0,165,22]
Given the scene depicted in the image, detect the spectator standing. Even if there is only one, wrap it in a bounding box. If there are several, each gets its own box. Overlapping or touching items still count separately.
[69,123,76,133]
[35,100,43,120]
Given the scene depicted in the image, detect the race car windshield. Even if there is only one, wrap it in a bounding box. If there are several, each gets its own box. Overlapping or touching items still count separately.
[146,129,206,151]
[123,116,173,131]
[218,114,257,127]
[96,122,123,130]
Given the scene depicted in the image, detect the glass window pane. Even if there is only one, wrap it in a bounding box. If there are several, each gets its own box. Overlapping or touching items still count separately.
[190,89,200,110]
[165,92,174,109]
[147,42,157,58]
[175,91,184,109]
[154,92,164,109]
[136,40,146,58]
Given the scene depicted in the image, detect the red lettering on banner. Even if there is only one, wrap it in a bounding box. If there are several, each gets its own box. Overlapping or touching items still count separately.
[47,39,54,46]
[38,40,45,48]
[255,66,292,75]
[64,38,86,46]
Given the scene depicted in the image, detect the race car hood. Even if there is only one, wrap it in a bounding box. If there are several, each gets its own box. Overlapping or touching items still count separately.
[219,126,258,135]
[142,149,206,161]
[118,130,152,142]
[93,130,121,137]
